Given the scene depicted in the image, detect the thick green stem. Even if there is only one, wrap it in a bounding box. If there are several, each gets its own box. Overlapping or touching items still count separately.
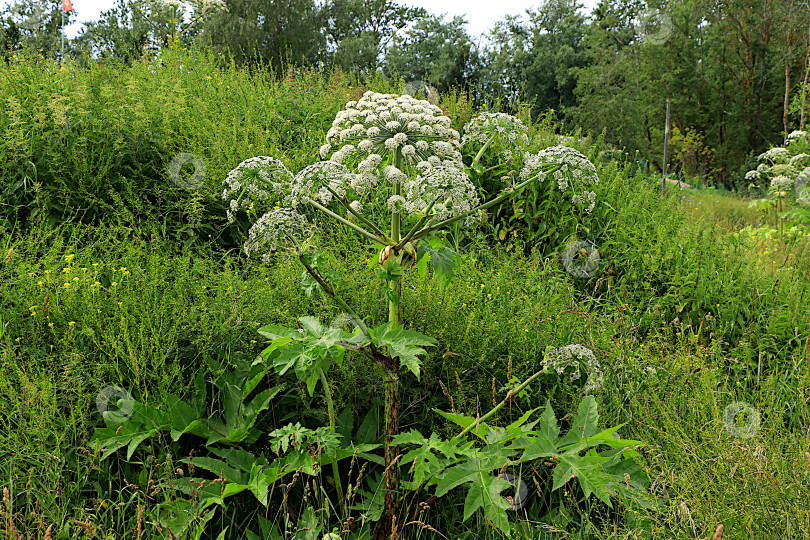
[471,134,497,170]
[298,257,372,340]
[391,149,403,248]
[305,198,390,245]
[376,147,404,540]
[319,368,345,513]
[394,195,441,252]
[452,367,548,441]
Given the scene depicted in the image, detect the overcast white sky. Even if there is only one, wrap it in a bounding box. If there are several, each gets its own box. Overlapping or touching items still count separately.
[2,0,602,40]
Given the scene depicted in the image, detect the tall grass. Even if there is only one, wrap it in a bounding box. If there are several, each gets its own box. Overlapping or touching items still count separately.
[1,46,809,538]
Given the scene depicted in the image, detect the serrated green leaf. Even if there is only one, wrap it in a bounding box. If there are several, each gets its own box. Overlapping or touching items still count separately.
[462,474,512,532]
[521,402,560,460]
[552,452,615,506]
[558,395,599,447]
[373,324,437,380]
[435,409,490,441]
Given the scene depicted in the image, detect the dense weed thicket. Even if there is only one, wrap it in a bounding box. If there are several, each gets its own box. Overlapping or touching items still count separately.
[1,46,809,539]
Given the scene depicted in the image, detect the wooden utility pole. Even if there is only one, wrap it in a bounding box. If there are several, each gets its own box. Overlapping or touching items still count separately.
[662,99,671,195]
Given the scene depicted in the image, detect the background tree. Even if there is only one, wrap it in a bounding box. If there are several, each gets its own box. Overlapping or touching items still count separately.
[323,0,426,76]
[478,0,589,120]
[201,0,324,69]
[0,0,72,59]
[384,14,477,93]
[74,0,151,62]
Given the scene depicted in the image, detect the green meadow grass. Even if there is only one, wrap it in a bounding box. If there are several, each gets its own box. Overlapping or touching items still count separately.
[1,47,809,539]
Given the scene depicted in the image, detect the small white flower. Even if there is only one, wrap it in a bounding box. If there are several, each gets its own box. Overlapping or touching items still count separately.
[462,112,530,151]
[383,165,406,185]
[520,146,599,213]
[758,147,790,163]
[221,156,293,222]
[243,208,314,259]
[542,344,603,393]
[771,175,793,190]
[387,195,406,213]
[787,130,807,144]
[349,200,363,214]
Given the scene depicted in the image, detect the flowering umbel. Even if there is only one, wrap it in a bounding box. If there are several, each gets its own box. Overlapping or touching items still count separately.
[461,112,530,160]
[222,156,292,222]
[542,344,604,394]
[520,146,599,213]
[243,208,315,264]
[321,91,463,184]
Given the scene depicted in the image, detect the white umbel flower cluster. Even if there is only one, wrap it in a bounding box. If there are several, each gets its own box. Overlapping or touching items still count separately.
[758,147,790,163]
[542,344,604,394]
[289,161,351,207]
[770,175,794,191]
[461,112,530,159]
[243,208,314,265]
[787,130,807,145]
[402,166,480,225]
[221,156,293,222]
[322,91,462,188]
[790,153,809,165]
[519,146,599,213]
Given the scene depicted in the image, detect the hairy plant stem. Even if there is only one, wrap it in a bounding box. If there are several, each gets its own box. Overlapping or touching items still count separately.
[298,256,371,339]
[319,368,345,513]
[376,147,404,540]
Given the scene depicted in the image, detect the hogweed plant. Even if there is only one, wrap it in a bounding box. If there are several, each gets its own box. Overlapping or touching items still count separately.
[222,91,631,537]
[745,130,810,239]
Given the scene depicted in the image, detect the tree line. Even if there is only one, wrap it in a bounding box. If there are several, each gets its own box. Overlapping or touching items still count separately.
[2,0,809,187]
